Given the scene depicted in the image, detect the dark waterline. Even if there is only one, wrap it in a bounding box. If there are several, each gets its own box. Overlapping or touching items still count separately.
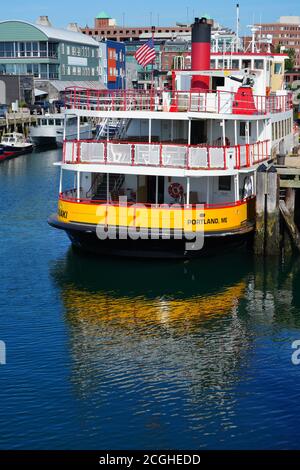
[0,149,300,450]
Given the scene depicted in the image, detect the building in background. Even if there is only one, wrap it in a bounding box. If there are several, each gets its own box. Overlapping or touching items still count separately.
[105,39,126,90]
[0,75,34,106]
[125,40,163,90]
[98,41,107,88]
[98,39,126,90]
[81,11,191,42]
[0,17,105,101]
[82,11,237,48]
[252,17,300,70]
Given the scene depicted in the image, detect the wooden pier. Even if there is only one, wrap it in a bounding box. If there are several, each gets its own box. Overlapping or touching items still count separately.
[0,112,37,138]
[255,155,300,256]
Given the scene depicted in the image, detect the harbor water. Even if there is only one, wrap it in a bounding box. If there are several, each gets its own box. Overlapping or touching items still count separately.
[1,149,300,450]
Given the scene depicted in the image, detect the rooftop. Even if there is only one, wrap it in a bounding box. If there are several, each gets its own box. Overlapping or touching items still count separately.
[96,12,111,20]
[0,20,99,46]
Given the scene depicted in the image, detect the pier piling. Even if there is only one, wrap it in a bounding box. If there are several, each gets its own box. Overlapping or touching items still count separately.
[266,167,280,256]
[255,164,282,256]
[254,164,267,255]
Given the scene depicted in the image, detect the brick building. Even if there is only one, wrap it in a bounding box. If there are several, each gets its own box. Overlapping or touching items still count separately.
[254,16,300,70]
[82,11,191,42]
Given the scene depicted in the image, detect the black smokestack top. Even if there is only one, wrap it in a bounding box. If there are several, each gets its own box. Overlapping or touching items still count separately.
[192,17,211,43]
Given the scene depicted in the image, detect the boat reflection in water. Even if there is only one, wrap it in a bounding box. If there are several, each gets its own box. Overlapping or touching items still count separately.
[51,251,252,393]
[50,251,300,448]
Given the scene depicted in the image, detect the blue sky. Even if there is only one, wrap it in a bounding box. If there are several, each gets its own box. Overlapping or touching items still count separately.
[0,0,299,33]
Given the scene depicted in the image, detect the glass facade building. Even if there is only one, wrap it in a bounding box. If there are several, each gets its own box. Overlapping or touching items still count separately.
[0,20,99,81]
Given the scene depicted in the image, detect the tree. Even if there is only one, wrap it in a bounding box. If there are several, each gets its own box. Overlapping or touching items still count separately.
[285,48,296,71]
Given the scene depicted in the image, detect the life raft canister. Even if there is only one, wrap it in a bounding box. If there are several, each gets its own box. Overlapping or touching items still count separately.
[168,182,184,199]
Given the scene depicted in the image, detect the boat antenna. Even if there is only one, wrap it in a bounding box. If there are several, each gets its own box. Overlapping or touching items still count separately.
[236,3,240,52]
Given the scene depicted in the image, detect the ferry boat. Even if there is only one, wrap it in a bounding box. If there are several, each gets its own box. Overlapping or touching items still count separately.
[0,132,33,161]
[30,114,93,148]
[48,17,294,258]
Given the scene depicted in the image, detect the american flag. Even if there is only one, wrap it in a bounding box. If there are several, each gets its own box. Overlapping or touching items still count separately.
[134,39,156,68]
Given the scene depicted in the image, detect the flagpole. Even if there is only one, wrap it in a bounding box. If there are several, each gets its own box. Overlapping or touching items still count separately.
[151,25,155,92]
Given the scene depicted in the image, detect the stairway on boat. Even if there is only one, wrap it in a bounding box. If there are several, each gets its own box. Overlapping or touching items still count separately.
[87,174,125,202]
[95,118,130,141]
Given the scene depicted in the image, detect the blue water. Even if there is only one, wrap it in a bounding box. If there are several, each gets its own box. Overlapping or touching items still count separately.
[1,149,300,450]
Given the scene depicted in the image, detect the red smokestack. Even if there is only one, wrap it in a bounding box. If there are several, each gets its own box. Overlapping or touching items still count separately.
[191,17,211,91]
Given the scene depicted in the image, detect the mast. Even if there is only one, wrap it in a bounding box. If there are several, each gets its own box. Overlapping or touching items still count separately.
[236,3,240,52]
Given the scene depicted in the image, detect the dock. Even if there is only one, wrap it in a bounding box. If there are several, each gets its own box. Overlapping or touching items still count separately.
[255,154,300,256]
[0,112,37,138]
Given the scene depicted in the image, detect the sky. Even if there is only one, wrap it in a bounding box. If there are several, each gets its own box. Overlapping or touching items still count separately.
[0,0,299,34]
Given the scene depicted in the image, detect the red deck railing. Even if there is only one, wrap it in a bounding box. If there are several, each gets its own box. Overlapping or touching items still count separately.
[63,139,270,170]
[59,191,256,210]
[64,87,293,115]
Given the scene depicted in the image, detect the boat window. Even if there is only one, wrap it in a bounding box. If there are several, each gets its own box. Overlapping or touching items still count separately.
[55,120,62,126]
[240,122,252,137]
[218,176,231,191]
[254,60,264,70]
[42,119,48,126]
[274,63,282,75]
[242,60,251,69]
[48,119,54,126]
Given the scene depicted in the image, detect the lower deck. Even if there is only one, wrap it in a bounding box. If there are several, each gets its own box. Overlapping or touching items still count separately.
[55,170,256,237]
[60,171,255,207]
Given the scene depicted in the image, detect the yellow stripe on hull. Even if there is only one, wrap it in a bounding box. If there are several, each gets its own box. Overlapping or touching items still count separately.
[57,197,255,233]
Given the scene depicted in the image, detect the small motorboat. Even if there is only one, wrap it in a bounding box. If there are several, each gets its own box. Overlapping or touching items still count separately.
[0,133,33,161]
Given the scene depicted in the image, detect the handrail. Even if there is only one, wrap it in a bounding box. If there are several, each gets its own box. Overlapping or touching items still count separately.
[63,87,293,115]
[59,192,256,209]
[62,139,270,170]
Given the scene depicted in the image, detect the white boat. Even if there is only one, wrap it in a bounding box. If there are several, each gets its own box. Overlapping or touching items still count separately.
[48,18,295,259]
[0,133,33,161]
[30,114,93,147]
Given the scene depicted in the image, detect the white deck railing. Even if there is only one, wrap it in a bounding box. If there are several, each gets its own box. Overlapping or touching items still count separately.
[63,140,270,170]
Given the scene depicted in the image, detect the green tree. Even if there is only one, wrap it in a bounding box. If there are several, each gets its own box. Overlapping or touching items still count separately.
[286,48,296,71]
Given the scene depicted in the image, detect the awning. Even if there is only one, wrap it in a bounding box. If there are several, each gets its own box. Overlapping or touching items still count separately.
[49,80,107,93]
[34,88,48,97]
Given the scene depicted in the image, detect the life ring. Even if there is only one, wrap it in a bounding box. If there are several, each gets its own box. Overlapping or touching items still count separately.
[168,182,184,199]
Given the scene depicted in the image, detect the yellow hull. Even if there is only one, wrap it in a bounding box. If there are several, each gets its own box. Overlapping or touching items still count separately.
[57,197,255,234]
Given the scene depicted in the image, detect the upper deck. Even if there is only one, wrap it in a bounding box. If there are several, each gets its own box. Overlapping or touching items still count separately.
[64,87,293,118]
